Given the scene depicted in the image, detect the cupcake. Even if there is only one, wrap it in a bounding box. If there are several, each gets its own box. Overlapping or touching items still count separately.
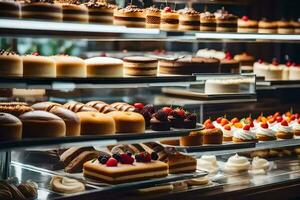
[150,109,170,131]
[200,11,216,32]
[256,122,276,141]
[168,108,185,128]
[233,124,257,143]
[291,118,300,138]
[214,8,237,32]
[274,120,294,139]
[258,18,277,34]
[238,16,258,33]
[267,116,277,129]
[277,19,294,34]
[223,154,250,174]
[178,7,200,31]
[145,6,160,29]
[160,6,179,31]
[197,155,218,173]
[114,5,145,28]
[201,123,223,144]
[222,124,233,142]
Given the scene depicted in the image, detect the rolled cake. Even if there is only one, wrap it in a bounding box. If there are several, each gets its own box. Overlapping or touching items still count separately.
[200,12,216,32]
[178,7,200,31]
[0,0,20,18]
[114,5,145,28]
[160,7,179,31]
[0,50,22,77]
[123,56,158,76]
[85,56,123,77]
[145,6,160,29]
[0,112,22,141]
[22,55,56,77]
[85,0,116,24]
[51,55,87,78]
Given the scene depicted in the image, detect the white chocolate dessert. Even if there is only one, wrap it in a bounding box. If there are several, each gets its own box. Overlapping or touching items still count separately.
[223,154,250,174]
[22,54,56,77]
[204,79,241,94]
[0,50,23,76]
[197,155,218,173]
[51,55,86,78]
[84,56,123,77]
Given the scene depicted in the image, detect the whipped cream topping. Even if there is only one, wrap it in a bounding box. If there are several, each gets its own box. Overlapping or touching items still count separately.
[292,122,300,131]
[223,154,250,173]
[212,121,222,129]
[251,157,270,170]
[233,128,256,140]
[197,155,218,173]
[221,127,233,138]
[273,123,292,132]
[256,126,276,137]
[268,121,277,128]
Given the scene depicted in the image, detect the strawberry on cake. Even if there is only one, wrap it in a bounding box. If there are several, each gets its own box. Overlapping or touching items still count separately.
[232,124,257,143]
[221,124,233,142]
[256,123,276,141]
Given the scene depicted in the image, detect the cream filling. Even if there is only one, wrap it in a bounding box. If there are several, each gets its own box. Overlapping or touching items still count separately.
[197,155,218,173]
[251,157,269,170]
[274,124,292,132]
[212,121,222,129]
[50,176,85,194]
[222,128,233,138]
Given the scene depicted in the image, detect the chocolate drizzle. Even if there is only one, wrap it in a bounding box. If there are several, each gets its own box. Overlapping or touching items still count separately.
[0,49,17,55]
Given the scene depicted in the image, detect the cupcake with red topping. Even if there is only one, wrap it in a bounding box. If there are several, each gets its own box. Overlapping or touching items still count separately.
[233,124,257,143]
[238,15,258,33]
[222,124,233,142]
[201,122,223,144]
[256,122,276,141]
[274,120,294,139]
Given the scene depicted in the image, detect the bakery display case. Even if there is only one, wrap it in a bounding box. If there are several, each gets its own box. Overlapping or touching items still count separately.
[0,0,300,199]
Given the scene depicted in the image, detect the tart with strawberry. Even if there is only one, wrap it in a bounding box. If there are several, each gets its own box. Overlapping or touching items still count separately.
[256,122,276,141]
[232,124,257,143]
[267,116,277,128]
[221,124,233,142]
[200,123,223,144]
[292,118,300,138]
[168,108,185,128]
[150,109,170,131]
[274,120,294,139]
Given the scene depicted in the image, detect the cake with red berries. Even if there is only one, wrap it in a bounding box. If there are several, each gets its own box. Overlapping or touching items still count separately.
[133,103,155,128]
[178,7,200,31]
[214,8,237,32]
[274,120,294,139]
[83,151,168,184]
[145,6,160,29]
[114,5,145,28]
[258,18,277,34]
[292,118,300,138]
[233,124,257,143]
[200,122,223,144]
[238,16,258,33]
[160,7,179,31]
[220,52,240,73]
[150,109,170,131]
[200,12,216,31]
[168,108,186,128]
[256,123,276,141]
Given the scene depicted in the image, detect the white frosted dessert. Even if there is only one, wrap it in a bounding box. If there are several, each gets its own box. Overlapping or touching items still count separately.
[85,57,123,77]
[253,60,269,77]
[196,49,225,60]
[266,62,283,80]
[205,79,241,94]
[256,123,276,141]
[223,154,250,173]
[221,125,233,141]
[197,155,218,173]
[289,66,300,80]
[249,157,270,175]
[292,119,300,138]
[233,125,257,142]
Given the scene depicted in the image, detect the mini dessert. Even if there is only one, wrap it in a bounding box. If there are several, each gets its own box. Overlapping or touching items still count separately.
[220,52,240,73]
[84,56,123,77]
[19,110,66,138]
[123,56,158,76]
[77,111,115,135]
[214,8,237,32]
[265,58,283,80]
[179,131,203,146]
[223,154,250,174]
[64,101,98,112]
[258,18,277,34]
[22,54,56,77]
[110,102,135,112]
[145,6,160,29]
[234,52,255,73]
[256,123,276,141]
[248,157,270,175]
[178,7,200,31]
[289,64,300,80]
[150,109,170,131]
[160,6,179,31]
[253,59,270,78]
[201,123,223,144]
[57,0,88,23]
[134,103,156,128]
[86,101,116,113]
[0,112,22,141]
[51,55,86,78]
[0,50,22,77]
[277,19,294,34]
[166,152,197,173]
[83,152,168,184]
[0,0,20,18]
[85,0,116,24]
[238,16,258,33]
[233,124,257,143]
[184,113,197,129]
[0,102,33,116]
[197,155,218,173]
[292,118,300,138]
[50,176,85,194]
[185,176,210,186]
[222,124,233,142]
[274,120,294,139]
[107,111,145,133]
[21,0,63,21]
[200,12,216,31]
[168,108,185,128]
[158,56,220,75]
[114,5,145,28]
[205,79,241,94]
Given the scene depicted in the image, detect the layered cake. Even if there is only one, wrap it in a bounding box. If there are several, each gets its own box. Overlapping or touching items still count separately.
[277,19,294,34]
[22,54,56,77]
[58,0,88,23]
[0,50,22,77]
[145,6,160,29]
[178,7,200,31]
[83,151,168,184]
[84,56,123,77]
[292,19,300,34]
[0,0,20,18]
[238,16,258,33]
[220,52,240,73]
[51,55,86,78]
[200,12,216,32]
[123,56,158,76]
[85,0,116,24]
[205,79,241,94]
[0,112,22,141]
[234,52,255,73]
[214,8,237,32]
[258,18,277,33]
[114,5,145,28]
[21,0,63,21]
[160,6,179,31]
[158,56,220,75]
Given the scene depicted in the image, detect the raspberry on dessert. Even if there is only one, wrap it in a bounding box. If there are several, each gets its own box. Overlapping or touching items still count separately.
[106,158,118,167]
[164,6,172,12]
[281,120,289,126]
[32,52,39,56]
[120,153,134,164]
[138,152,151,163]
[216,117,222,124]
[261,123,268,129]
[224,124,231,131]
[258,59,263,64]
[243,125,251,131]
[272,58,279,66]
[162,107,172,114]
[250,121,254,128]
[134,103,144,110]
[242,15,249,21]
[225,52,232,60]
[286,61,292,67]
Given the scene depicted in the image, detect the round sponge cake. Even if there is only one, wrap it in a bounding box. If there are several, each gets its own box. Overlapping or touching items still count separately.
[22,55,56,77]
[51,55,86,78]
[0,50,22,76]
[0,112,22,141]
[85,57,123,77]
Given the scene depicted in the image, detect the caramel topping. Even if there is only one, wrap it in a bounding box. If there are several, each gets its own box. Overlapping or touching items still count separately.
[0,49,17,55]
[178,7,200,16]
[117,5,144,13]
[85,0,116,9]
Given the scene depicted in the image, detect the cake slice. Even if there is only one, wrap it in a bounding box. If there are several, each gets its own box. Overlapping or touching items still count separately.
[166,153,197,174]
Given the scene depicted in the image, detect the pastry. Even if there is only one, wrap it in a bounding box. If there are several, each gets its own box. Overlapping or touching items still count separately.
[201,123,223,144]
[60,146,96,167]
[292,118,300,138]
[123,56,158,76]
[160,6,179,31]
[0,112,22,141]
[185,176,210,186]
[222,124,233,142]
[51,55,87,78]
[150,109,170,131]
[234,52,255,73]
[83,152,168,184]
[145,6,160,29]
[274,120,294,139]
[0,102,33,116]
[77,112,115,135]
[223,154,250,173]
[86,101,116,113]
[85,56,123,77]
[19,110,66,138]
[50,176,85,194]
[57,1,88,23]
[137,184,173,194]
[172,181,188,191]
[107,111,145,133]
[197,155,218,173]
[238,16,258,33]
[85,0,116,24]
[110,102,135,112]
[214,8,237,32]
[200,12,216,31]
[220,52,240,73]
[22,54,56,77]
[248,157,270,175]
[0,50,22,77]
[64,101,97,112]
[32,102,81,136]
[233,124,257,143]
[256,122,276,141]
[0,0,20,18]
[178,7,200,31]
[205,79,241,94]
[158,56,220,75]
[179,131,203,146]
[277,19,294,34]
[21,0,63,21]
[17,182,38,199]
[258,18,277,33]
[292,19,300,34]
[165,152,197,174]
[168,108,185,128]
[114,5,145,28]
[65,150,100,173]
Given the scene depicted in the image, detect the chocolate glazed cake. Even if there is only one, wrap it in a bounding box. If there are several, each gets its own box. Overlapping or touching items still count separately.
[0,0,20,18]
[114,5,145,28]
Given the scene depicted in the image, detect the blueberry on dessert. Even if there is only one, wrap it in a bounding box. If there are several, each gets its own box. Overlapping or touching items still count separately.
[150,109,170,131]
[184,113,197,128]
[168,108,186,128]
